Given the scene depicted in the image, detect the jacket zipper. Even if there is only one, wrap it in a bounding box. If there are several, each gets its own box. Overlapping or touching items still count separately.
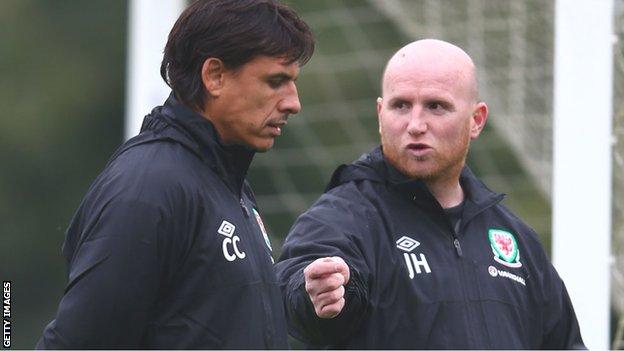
[450,219,478,348]
[239,196,274,347]
[452,198,503,348]
[452,219,463,257]
[240,198,250,217]
[453,237,463,257]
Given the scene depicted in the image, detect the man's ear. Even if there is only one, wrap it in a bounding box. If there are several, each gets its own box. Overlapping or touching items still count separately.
[470,102,488,140]
[376,97,383,135]
[201,58,225,97]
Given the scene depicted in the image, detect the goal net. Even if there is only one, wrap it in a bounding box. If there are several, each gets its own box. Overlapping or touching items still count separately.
[250,0,553,253]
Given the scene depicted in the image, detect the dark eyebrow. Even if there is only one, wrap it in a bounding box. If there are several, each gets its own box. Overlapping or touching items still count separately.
[388,96,409,104]
[266,72,294,81]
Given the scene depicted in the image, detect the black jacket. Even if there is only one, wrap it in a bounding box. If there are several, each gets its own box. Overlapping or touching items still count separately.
[38,94,288,349]
[275,147,584,349]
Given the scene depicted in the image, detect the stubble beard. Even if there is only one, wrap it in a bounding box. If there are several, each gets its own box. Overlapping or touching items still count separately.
[382,134,471,183]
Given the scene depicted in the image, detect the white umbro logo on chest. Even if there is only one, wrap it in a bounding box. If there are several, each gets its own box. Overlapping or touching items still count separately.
[217,220,236,237]
[396,236,431,278]
[218,220,245,262]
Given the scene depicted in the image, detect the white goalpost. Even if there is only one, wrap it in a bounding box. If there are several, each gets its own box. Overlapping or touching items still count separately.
[125,0,185,140]
[553,1,614,349]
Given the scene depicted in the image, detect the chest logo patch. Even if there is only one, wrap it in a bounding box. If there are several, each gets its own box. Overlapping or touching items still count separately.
[396,236,420,252]
[252,208,272,251]
[488,228,522,268]
[217,220,236,237]
[252,208,274,263]
[218,220,246,262]
[396,236,431,278]
[488,265,526,286]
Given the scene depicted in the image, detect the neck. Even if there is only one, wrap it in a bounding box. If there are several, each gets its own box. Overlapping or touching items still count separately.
[425,175,464,209]
[200,104,232,145]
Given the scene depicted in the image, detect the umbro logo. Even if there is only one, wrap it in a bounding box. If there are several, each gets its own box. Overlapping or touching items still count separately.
[218,220,245,262]
[217,220,236,238]
[396,235,431,278]
[396,236,420,252]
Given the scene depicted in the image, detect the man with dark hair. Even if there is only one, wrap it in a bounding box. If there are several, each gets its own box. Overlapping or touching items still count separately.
[38,0,314,348]
[276,39,584,349]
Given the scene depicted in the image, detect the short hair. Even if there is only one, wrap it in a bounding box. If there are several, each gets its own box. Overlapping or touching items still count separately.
[160,0,315,111]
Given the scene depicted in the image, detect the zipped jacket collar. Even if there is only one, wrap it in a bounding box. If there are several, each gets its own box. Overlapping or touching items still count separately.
[139,93,255,195]
[328,146,505,226]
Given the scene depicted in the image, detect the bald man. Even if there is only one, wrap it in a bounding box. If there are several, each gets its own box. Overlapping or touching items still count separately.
[275,39,585,349]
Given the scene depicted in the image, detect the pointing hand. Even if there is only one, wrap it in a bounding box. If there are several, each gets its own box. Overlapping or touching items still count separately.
[303,256,350,318]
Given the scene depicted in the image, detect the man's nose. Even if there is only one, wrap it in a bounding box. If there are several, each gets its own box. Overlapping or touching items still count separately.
[407,108,428,135]
[278,82,301,115]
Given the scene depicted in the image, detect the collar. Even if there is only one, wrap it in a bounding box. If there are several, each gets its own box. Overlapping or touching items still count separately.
[157,93,256,196]
[372,147,505,226]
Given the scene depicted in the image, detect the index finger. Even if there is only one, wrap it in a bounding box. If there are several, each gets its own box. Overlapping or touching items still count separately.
[305,260,344,279]
[330,256,350,283]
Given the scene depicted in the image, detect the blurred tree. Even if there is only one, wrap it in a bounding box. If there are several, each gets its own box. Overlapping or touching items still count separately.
[1,1,126,347]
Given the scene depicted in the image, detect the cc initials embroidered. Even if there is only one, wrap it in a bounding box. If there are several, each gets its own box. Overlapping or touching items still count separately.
[218,220,246,261]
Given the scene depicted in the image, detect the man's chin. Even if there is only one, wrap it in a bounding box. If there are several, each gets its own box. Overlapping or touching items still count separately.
[393,158,431,178]
[399,162,442,181]
[405,169,435,180]
[403,161,465,184]
[252,140,275,153]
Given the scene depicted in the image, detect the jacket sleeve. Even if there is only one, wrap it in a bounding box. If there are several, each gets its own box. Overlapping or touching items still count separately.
[37,199,170,349]
[275,190,373,346]
[540,261,586,349]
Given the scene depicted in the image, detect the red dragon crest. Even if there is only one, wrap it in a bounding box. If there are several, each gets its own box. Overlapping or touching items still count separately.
[494,233,513,256]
